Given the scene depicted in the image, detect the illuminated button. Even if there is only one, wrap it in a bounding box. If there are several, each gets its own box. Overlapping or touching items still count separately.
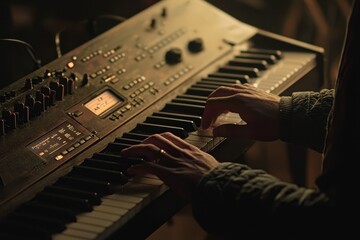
[79,139,86,144]
[67,146,75,152]
[55,155,64,161]
[74,143,80,148]
[67,62,75,69]
[62,150,69,155]
[85,136,92,141]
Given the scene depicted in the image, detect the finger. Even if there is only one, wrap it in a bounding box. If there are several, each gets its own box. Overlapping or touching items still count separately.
[121,144,161,162]
[160,132,197,151]
[212,123,253,138]
[142,133,185,157]
[201,94,245,129]
[207,85,242,99]
[127,162,172,179]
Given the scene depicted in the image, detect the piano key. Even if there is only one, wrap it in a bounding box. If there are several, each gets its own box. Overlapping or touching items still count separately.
[53,234,85,240]
[106,142,133,152]
[145,116,197,132]
[114,137,142,145]
[82,158,130,172]
[94,204,130,215]
[101,198,136,210]
[171,98,206,106]
[71,165,128,184]
[56,176,113,195]
[0,219,52,240]
[201,77,242,84]
[175,94,208,101]
[133,122,189,139]
[208,72,249,83]
[36,192,93,213]
[19,201,77,222]
[104,193,144,204]
[198,80,234,87]
[80,210,122,222]
[241,48,282,59]
[77,216,114,228]
[153,111,202,127]
[163,102,205,116]
[191,83,220,90]
[185,87,214,97]
[122,132,149,141]
[8,212,66,233]
[44,185,102,205]
[185,139,208,149]
[92,152,144,165]
[67,222,105,234]
[228,58,268,70]
[235,53,277,64]
[61,228,98,239]
[218,65,260,78]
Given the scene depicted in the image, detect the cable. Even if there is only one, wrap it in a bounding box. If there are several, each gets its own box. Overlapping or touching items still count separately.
[0,38,41,69]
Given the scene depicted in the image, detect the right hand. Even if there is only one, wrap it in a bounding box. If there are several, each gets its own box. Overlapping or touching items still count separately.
[201,83,281,141]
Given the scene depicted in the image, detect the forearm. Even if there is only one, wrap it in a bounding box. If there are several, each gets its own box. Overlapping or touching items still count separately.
[279,89,334,152]
[192,163,333,237]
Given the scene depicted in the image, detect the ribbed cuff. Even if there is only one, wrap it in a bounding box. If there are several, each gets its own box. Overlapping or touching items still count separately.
[279,96,293,142]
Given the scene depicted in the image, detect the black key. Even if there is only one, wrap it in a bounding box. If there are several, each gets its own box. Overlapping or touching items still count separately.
[106,142,133,152]
[228,58,268,70]
[56,176,113,195]
[19,201,76,222]
[134,122,189,139]
[36,192,93,212]
[92,152,145,165]
[114,137,142,145]
[145,116,197,132]
[235,53,277,64]
[185,87,213,97]
[71,165,128,184]
[192,83,219,90]
[82,158,131,172]
[163,102,205,116]
[8,212,66,233]
[172,98,206,106]
[198,80,234,87]
[122,132,150,141]
[208,72,249,83]
[202,77,241,84]
[154,111,202,127]
[219,65,260,78]
[241,48,282,59]
[0,219,52,240]
[176,94,208,101]
[44,185,101,205]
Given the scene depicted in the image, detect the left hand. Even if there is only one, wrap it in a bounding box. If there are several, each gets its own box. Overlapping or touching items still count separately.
[120,132,219,201]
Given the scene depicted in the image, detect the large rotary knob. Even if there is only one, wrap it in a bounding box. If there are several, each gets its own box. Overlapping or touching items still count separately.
[165,47,182,64]
[188,38,204,53]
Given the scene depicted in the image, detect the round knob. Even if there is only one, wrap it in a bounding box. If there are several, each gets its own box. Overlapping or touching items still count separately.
[188,38,204,53]
[165,48,182,64]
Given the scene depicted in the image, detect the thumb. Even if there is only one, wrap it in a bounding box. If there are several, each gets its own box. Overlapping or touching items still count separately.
[213,123,252,138]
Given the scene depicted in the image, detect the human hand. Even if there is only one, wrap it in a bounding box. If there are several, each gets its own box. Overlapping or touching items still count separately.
[120,132,219,201]
[201,83,281,141]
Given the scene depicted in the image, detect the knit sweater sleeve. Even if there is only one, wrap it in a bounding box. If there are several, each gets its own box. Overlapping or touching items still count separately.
[279,89,334,152]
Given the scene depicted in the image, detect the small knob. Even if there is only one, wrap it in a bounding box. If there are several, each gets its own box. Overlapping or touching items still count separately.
[82,74,89,86]
[0,119,5,136]
[165,48,182,64]
[161,7,167,17]
[188,38,204,53]
[25,78,33,90]
[150,18,156,28]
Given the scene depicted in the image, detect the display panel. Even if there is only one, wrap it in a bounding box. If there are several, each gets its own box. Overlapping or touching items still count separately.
[27,122,85,161]
[84,90,122,116]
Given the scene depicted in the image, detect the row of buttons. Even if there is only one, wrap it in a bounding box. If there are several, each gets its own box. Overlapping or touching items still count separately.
[81,50,102,62]
[122,76,146,90]
[154,60,166,69]
[103,45,122,58]
[147,28,186,55]
[109,100,140,121]
[164,65,194,86]
[109,52,126,63]
[129,82,155,98]
[56,135,93,161]
[90,65,111,79]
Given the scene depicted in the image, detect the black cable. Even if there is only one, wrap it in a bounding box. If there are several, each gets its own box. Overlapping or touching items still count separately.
[0,38,41,69]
